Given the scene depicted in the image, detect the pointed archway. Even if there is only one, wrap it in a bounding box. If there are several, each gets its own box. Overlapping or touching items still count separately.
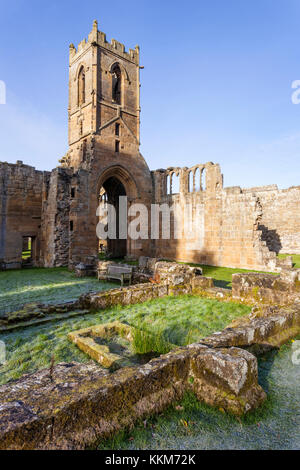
[96,166,139,259]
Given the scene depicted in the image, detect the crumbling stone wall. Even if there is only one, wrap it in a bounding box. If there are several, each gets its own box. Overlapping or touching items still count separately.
[40,168,73,267]
[232,270,300,305]
[245,185,300,255]
[0,345,265,449]
[0,162,47,269]
[152,164,278,271]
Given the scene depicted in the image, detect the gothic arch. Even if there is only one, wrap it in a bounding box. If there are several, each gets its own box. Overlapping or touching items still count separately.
[96,165,139,200]
[108,61,130,82]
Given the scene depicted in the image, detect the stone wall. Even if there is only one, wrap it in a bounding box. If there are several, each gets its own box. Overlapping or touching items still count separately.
[40,167,73,267]
[152,164,278,271]
[0,344,265,449]
[232,270,300,305]
[247,185,300,254]
[0,161,47,269]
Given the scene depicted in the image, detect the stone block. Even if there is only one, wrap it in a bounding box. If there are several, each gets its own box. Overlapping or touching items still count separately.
[189,345,266,415]
[130,284,154,304]
[191,276,214,292]
[168,284,192,296]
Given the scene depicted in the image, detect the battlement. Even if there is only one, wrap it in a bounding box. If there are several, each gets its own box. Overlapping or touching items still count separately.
[69,20,139,65]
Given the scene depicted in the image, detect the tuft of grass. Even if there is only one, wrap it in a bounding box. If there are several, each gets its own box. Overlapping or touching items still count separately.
[132,326,173,356]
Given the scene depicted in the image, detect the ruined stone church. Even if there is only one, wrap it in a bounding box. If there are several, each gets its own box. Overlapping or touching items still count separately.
[1,21,300,272]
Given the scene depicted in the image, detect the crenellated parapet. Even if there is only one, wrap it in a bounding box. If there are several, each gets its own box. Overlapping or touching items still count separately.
[69,20,139,66]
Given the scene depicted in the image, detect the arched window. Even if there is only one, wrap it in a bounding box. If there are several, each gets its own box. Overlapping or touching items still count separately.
[188,171,193,192]
[194,168,200,191]
[201,168,206,191]
[111,64,121,104]
[166,174,171,195]
[78,66,85,106]
[171,172,180,194]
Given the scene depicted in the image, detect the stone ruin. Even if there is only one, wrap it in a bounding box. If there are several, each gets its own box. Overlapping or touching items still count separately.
[1,21,300,273]
[0,249,300,448]
[0,21,300,450]
[1,266,300,449]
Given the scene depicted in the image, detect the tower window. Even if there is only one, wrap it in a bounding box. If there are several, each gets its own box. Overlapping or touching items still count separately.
[115,140,120,153]
[111,64,121,104]
[78,66,85,106]
[82,139,87,161]
[115,123,120,136]
[70,220,74,232]
[71,187,76,198]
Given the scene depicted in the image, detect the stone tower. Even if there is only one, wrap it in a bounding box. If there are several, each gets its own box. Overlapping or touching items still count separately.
[61,19,142,169]
[41,21,153,267]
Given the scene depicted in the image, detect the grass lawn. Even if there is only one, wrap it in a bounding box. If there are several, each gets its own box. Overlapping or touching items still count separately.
[0,267,115,314]
[0,295,250,385]
[96,336,300,450]
[278,254,300,269]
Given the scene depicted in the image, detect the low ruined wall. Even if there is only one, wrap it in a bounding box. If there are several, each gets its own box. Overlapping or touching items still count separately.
[201,304,300,352]
[0,344,265,450]
[0,277,214,331]
[81,276,214,311]
[3,298,300,449]
[2,272,300,449]
[232,271,300,305]
[97,259,203,285]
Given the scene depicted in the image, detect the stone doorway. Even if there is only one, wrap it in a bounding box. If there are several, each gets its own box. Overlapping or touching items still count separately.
[22,236,36,267]
[98,176,127,258]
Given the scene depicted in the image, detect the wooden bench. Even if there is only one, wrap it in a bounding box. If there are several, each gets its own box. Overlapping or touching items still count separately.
[106,265,133,287]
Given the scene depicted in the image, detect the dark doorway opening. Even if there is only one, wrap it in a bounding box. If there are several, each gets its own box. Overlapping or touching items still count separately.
[98,176,127,258]
[22,236,35,267]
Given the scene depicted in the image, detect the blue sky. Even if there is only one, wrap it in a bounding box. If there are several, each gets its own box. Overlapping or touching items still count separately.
[1,0,300,188]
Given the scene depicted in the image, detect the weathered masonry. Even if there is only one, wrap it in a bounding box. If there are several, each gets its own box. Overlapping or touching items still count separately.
[1,21,300,271]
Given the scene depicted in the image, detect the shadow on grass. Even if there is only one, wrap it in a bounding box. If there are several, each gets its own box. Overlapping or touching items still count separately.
[213,279,231,289]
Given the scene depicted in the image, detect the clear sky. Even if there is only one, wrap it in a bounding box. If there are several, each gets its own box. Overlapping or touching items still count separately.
[1,0,300,188]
